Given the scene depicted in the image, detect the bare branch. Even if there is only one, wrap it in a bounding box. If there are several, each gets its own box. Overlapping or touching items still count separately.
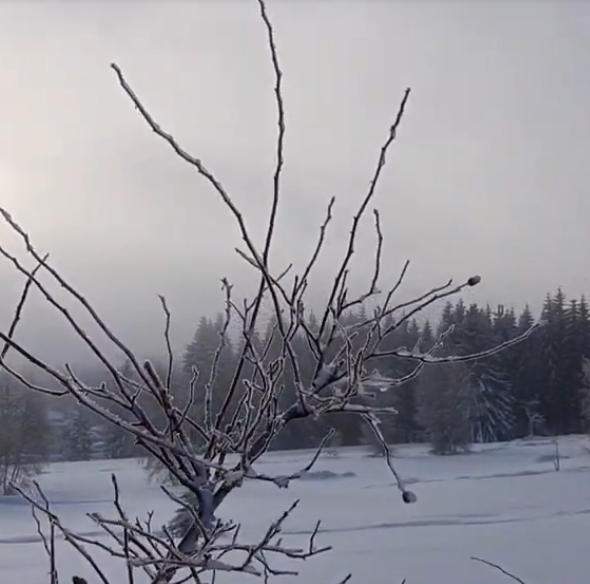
[13,483,113,584]
[256,0,286,266]
[1,252,48,361]
[471,556,528,584]
[158,295,174,390]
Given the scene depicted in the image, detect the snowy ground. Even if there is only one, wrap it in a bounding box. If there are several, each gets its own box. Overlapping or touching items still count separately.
[2,436,590,584]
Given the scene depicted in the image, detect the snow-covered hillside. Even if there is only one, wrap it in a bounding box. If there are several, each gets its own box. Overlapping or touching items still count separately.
[1,436,589,584]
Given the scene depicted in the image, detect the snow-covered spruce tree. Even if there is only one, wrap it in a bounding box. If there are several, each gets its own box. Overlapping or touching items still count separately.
[0,2,540,581]
[442,302,517,443]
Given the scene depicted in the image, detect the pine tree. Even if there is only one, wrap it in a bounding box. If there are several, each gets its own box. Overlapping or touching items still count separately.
[421,319,435,350]
[438,301,456,336]
[285,324,332,449]
[511,304,544,435]
[578,296,590,359]
[452,303,515,442]
[64,408,94,461]
[375,313,403,443]
[417,360,471,455]
[580,359,590,431]
[564,298,585,431]
[489,305,520,439]
[539,289,580,434]
[537,293,557,431]
[102,413,139,459]
[377,317,435,444]
[181,316,234,440]
[492,305,518,343]
[384,317,421,443]
[102,360,142,460]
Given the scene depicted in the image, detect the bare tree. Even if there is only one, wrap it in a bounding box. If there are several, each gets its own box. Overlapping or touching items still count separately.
[523,399,546,437]
[0,1,541,582]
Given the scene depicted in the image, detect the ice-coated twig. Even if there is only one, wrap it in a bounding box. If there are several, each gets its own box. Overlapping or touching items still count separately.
[242,429,334,489]
[362,413,416,503]
[157,295,174,391]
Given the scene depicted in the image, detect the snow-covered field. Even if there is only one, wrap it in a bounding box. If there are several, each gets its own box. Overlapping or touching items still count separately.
[2,436,590,584]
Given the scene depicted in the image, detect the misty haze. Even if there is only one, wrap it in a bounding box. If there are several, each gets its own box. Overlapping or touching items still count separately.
[2,1,590,584]
[0,1,588,365]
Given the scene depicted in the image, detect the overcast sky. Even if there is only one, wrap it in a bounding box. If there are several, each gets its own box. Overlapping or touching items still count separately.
[0,0,589,367]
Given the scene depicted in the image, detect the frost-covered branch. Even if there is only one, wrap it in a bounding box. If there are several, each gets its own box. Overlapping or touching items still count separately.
[0,0,541,582]
[15,478,328,583]
[1,252,48,361]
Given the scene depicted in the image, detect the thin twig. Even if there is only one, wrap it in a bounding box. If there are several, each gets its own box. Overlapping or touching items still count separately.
[471,556,528,584]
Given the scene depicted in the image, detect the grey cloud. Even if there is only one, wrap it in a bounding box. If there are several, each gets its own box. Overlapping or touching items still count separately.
[0,0,589,365]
